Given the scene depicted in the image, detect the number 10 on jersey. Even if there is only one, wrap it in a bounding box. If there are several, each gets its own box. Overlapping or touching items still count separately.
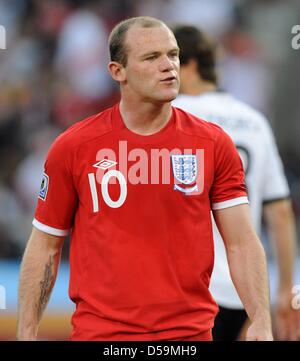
[88,171,127,212]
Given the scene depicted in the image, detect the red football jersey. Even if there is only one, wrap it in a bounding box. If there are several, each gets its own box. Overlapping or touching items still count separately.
[33,104,248,340]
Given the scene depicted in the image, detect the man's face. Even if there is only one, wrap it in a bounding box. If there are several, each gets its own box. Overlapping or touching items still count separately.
[122,25,180,103]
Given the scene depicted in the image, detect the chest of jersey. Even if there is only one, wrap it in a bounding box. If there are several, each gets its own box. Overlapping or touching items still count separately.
[73,134,215,216]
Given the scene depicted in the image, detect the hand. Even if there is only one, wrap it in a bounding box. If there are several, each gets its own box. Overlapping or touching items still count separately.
[245,319,273,341]
[274,288,300,341]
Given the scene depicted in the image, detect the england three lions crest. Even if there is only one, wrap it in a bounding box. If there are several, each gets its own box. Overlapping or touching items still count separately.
[171,152,204,195]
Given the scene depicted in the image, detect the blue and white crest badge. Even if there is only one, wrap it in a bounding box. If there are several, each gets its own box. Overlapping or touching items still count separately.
[171,154,198,194]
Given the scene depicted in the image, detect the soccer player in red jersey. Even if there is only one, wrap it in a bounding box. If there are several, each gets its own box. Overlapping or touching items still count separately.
[17,17,273,341]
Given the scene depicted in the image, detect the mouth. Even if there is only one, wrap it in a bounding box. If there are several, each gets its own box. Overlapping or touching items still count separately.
[160,76,177,83]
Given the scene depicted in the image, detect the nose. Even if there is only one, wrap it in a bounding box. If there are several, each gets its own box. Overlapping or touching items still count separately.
[159,55,175,72]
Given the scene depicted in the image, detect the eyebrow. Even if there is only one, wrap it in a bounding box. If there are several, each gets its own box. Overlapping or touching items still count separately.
[140,47,179,59]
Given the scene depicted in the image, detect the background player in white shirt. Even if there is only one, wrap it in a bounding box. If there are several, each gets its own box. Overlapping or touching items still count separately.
[172,25,299,340]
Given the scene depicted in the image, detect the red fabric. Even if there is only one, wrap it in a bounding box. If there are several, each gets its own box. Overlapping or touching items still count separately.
[176,330,212,341]
[35,104,247,340]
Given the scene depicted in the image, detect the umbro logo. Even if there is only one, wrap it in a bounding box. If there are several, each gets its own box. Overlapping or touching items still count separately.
[93,159,117,170]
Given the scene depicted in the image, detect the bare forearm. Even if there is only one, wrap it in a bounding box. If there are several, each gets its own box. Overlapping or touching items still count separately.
[226,232,271,323]
[17,230,62,340]
[264,200,297,290]
[263,200,299,340]
[273,221,295,290]
[214,204,273,339]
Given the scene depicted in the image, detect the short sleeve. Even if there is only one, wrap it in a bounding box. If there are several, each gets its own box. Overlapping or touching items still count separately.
[261,119,290,203]
[33,134,78,236]
[210,124,249,210]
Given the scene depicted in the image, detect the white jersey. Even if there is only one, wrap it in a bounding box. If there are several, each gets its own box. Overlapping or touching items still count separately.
[173,92,290,309]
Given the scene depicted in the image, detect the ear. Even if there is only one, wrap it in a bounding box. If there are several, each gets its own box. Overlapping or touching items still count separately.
[108,61,126,82]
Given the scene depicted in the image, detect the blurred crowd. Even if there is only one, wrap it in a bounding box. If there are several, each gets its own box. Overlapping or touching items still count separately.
[0,0,300,259]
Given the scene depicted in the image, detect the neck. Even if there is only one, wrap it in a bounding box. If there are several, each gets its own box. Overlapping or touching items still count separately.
[181,77,217,96]
[119,96,173,136]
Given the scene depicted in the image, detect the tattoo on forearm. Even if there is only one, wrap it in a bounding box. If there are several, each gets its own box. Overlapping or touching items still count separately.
[36,255,54,321]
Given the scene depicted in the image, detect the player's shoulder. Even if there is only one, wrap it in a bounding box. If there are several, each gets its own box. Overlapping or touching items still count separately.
[173,106,228,142]
[51,105,115,151]
[229,96,270,128]
[60,106,114,143]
